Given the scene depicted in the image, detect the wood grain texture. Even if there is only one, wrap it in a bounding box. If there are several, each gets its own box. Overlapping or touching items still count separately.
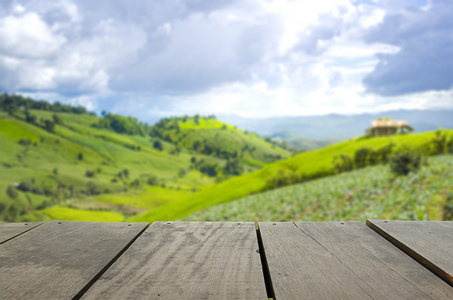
[0,222,42,244]
[0,220,148,299]
[259,221,453,300]
[367,220,453,286]
[82,222,268,300]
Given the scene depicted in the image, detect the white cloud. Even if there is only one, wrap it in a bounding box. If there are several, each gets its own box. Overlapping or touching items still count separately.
[0,12,66,58]
[0,0,451,120]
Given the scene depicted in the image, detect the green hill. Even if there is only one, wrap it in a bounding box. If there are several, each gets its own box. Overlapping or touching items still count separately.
[1,94,452,224]
[131,129,453,222]
[149,115,290,168]
[184,154,453,222]
[0,95,290,222]
[0,110,197,222]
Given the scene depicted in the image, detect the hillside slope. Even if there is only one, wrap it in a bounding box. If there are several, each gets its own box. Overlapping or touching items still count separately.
[131,130,453,222]
[0,109,217,222]
[185,155,453,222]
[149,116,290,168]
[0,98,291,222]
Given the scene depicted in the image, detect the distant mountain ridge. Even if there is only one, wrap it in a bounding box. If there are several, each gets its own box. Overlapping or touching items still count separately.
[270,131,338,151]
[219,109,453,140]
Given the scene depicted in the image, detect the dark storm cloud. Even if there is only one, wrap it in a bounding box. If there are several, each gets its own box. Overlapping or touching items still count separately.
[362,0,453,96]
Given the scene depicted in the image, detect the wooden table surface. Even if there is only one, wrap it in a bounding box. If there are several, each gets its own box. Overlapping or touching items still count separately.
[1,220,452,299]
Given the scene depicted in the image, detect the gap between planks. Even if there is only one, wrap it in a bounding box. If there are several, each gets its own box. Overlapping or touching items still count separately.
[366,219,453,288]
[74,222,150,299]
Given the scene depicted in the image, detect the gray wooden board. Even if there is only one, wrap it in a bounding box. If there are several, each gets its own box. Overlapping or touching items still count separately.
[0,220,148,299]
[0,222,42,244]
[367,220,453,286]
[259,222,453,300]
[82,222,268,299]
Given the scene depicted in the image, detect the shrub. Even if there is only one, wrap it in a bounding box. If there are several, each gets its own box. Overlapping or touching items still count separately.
[4,203,20,222]
[87,182,99,195]
[375,143,395,163]
[130,179,141,188]
[85,170,95,178]
[6,185,19,199]
[147,175,159,186]
[390,151,422,176]
[354,148,373,168]
[333,154,353,173]
[31,186,43,195]
[44,119,55,133]
[18,139,31,146]
[448,135,453,154]
[153,140,163,151]
[178,168,187,178]
[77,152,84,161]
[432,129,448,155]
[199,162,219,177]
[17,181,33,192]
[224,159,244,176]
[52,114,62,124]
[53,168,58,175]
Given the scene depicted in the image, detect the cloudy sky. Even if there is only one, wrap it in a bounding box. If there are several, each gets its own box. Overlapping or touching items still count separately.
[0,0,452,121]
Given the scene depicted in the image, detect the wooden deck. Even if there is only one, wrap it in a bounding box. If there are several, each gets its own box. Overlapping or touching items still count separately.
[1,220,452,299]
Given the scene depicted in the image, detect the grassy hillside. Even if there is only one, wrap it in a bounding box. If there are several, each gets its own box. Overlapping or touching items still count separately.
[0,98,291,222]
[184,155,453,222]
[0,109,219,222]
[1,95,452,224]
[150,115,290,168]
[131,130,453,222]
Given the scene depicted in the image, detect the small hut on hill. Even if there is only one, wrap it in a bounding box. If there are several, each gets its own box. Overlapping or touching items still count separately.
[366,118,413,137]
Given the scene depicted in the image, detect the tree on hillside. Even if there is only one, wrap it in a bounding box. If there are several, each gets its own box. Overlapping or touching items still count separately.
[199,162,218,177]
[193,140,201,151]
[52,114,62,124]
[2,96,17,115]
[153,140,163,151]
[224,159,244,175]
[25,110,36,123]
[6,185,19,199]
[44,120,55,133]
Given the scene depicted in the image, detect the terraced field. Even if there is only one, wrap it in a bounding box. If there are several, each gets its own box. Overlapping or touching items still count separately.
[184,155,453,222]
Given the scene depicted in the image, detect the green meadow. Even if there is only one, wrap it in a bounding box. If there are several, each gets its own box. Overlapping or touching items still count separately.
[0,102,292,222]
[184,155,453,222]
[1,97,452,224]
[131,130,453,222]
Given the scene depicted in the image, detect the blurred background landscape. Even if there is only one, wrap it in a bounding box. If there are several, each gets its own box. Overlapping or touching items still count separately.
[0,0,452,223]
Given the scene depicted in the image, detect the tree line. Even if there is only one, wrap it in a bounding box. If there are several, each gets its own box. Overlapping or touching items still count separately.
[0,93,92,115]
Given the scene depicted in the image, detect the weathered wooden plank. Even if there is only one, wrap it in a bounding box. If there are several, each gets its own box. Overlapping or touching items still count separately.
[367,220,453,286]
[0,222,42,244]
[0,220,148,299]
[259,222,453,300]
[82,222,268,299]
